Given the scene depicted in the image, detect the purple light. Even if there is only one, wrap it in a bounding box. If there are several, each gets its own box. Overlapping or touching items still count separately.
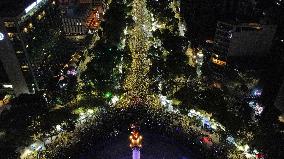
[132,148,140,159]
[202,118,211,128]
[252,89,262,97]
[67,69,77,76]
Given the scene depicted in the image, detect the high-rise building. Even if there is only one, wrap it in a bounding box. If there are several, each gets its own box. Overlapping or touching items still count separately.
[213,21,276,57]
[275,79,284,115]
[0,0,60,96]
[219,0,259,20]
[0,61,14,97]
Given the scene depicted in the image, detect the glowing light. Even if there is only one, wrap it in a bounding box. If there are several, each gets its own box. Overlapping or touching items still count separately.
[25,2,37,13]
[110,96,119,105]
[25,0,45,13]
[253,89,262,96]
[20,149,32,159]
[104,92,112,99]
[23,28,28,33]
[3,84,13,88]
[56,125,62,131]
[132,148,140,159]
[226,136,236,145]
[211,57,226,66]
[0,32,4,41]
[67,69,77,76]
[255,105,264,115]
[129,129,142,149]
[87,109,94,114]
[30,142,44,151]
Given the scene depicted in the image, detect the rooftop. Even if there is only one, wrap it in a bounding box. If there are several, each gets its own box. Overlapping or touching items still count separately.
[0,0,36,18]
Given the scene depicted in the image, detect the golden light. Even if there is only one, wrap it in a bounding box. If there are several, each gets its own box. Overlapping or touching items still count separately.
[7,33,13,38]
[211,57,226,66]
[114,0,164,111]
[38,14,42,20]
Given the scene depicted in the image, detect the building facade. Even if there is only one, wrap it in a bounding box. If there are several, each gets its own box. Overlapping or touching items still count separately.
[219,0,259,20]
[275,79,284,115]
[213,21,276,57]
[0,0,60,96]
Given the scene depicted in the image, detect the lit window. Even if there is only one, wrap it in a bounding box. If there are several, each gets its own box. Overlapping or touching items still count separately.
[4,21,15,27]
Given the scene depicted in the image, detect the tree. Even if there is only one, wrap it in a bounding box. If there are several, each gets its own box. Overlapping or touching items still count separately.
[102,0,129,45]
[0,94,49,158]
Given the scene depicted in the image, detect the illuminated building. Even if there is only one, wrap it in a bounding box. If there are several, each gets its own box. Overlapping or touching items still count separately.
[62,17,87,40]
[59,0,106,38]
[213,21,276,57]
[0,0,60,95]
[0,61,14,96]
[85,5,104,30]
[219,0,260,20]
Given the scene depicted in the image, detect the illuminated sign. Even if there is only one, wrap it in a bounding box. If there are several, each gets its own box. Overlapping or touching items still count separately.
[25,0,44,13]
[0,32,4,41]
